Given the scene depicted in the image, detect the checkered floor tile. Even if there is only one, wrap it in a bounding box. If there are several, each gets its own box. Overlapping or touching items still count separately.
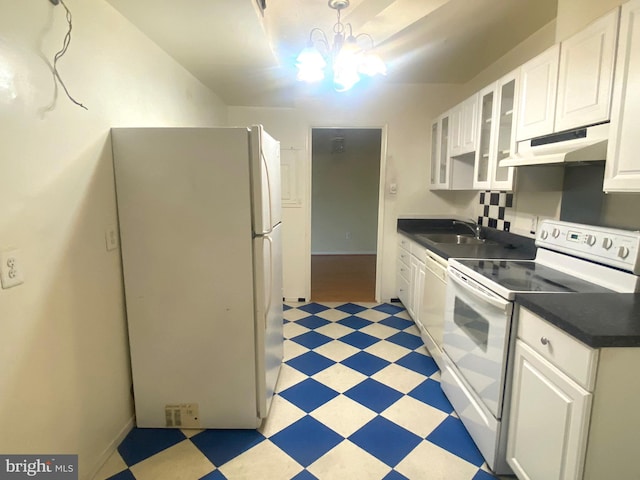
[94,302,499,480]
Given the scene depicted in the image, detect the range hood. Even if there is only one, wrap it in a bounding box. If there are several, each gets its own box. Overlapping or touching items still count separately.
[500,122,609,167]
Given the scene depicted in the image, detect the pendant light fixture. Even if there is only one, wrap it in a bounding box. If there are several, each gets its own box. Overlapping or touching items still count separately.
[296,0,386,92]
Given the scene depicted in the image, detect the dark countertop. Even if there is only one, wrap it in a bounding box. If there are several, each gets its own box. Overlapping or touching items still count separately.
[516,293,640,348]
[397,217,537,260]
[397,217,640,349]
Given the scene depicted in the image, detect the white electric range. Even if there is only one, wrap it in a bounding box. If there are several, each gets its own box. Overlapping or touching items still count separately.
[440,219,640,474]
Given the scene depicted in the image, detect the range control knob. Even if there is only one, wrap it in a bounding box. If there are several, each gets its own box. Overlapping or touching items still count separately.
[602,237,613,250]
[618,246,630,259]
[585,234,596,246]
[552,228,561,238]
[540,230,549,240]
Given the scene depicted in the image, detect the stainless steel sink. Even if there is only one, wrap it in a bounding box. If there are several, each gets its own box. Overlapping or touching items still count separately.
[416,233,494,245]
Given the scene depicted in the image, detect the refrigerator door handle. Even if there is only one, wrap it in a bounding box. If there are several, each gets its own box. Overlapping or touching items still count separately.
[264,234,273,329]
[261,150,274,235]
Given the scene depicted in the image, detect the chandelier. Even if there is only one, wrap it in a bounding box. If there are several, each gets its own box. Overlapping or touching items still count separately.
[296,0,386,92]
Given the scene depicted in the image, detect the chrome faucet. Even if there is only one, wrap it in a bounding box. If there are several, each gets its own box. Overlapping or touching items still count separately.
[453,220,483,239]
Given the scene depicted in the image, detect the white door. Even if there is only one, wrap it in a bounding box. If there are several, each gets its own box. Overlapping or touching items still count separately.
[507,340,592,480]
[604,0,640,192]
[555,8,619,132]
[253,223,284,419]
[516,44,560,141]
[251,125,282,233]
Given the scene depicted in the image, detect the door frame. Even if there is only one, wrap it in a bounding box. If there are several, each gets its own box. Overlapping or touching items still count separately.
[305,124,389,302]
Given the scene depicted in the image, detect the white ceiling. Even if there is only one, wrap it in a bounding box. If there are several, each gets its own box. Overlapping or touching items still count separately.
[105,0,558,107]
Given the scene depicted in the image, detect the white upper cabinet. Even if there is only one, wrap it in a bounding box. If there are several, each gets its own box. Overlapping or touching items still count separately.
[450,94,479,157]
[473,71,517,190]
[430,112,451,189]
[517,8,619,142]
[460,94,479,155]
[604,0,640,192]
[555,8,619,132]
[516,44,560,141]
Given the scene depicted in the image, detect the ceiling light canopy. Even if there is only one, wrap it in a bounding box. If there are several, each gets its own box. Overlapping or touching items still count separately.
[296,0,386,92]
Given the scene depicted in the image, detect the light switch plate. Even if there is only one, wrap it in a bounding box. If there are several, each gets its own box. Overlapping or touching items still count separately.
[1,249,24,289]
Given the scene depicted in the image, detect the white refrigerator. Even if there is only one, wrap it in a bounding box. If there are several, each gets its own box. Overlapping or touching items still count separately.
[112,126,283,429]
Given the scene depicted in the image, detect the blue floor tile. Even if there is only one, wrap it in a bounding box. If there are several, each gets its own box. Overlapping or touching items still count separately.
[373,303,405,315]
[298,303,330,314]
[117,428,186,466]
[349,416,421,467]
[341,351,390,376]
[379,316,414,331]
[270,416,343,467]
[473,470,499,480]
[383,470,410,480]
[283,304,292,311]
[286,351,335,376]
[296,315,331,330]
[339,331,379,349]
[337,315,372,330]
[344,379,403,413]
[426,416,485,467]
[199,470,227,480]
[190,429,265,466]
[280,378,339,412]
[291,331,333,349]
[291,470,319,480]
[107,470,135,480]
[335,303,367,314]
[386,331,424,350]
[408,378,454,414]
[396,351,439,376]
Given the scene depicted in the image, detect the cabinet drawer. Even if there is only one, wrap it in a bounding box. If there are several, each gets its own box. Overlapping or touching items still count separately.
[398,235,411,251]
[397,274,409,305]
[397,246,411,268]
[517,307,598,390]
[397,260,410,281]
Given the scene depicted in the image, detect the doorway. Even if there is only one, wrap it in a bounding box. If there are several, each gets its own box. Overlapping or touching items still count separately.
[310,128,382,302]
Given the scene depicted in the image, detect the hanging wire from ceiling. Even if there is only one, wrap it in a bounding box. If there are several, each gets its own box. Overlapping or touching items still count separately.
[50,0,88,110]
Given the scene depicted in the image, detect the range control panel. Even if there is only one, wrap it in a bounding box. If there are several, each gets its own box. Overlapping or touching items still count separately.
[537,220,640,274]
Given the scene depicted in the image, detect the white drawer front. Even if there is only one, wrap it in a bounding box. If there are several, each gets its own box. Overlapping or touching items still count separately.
[397,246,411,268]
[517,307,598,391]
[410,242,427,262]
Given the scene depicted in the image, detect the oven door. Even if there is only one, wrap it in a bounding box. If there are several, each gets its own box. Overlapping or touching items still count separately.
[443,267,514,419]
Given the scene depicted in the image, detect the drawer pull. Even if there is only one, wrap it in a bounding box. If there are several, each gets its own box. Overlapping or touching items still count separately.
[540,336,550,346]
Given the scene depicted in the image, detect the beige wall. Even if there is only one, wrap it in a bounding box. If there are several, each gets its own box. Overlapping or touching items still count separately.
[311,128,381,254]
[229,83,468,301]
[0,1,227,478]
[556,0,623,41]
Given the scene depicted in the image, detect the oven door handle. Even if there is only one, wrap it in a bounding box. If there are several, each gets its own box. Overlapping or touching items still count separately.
[449,269,511,312]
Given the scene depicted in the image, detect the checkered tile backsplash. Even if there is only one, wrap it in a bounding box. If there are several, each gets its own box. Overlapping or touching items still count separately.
[477,191,514,231]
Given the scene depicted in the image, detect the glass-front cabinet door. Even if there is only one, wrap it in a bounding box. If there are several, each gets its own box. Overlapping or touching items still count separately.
[430,120,439,186]
[430,113,450,189]
[492,72,517,190]
[474,84,496,189]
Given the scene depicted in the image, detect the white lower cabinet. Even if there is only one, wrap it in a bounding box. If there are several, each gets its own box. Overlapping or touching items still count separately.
[396,234,426,323]
[507,340,591,480]
[508,307,640,480]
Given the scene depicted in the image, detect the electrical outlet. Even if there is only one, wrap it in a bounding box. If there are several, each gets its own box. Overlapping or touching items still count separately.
[105,225,119,251]
[530,215,539,234]
[346,232,352,240]
[1,249,24,289]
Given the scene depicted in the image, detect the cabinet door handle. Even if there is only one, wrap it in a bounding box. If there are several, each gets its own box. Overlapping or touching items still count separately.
[540,336,550,346]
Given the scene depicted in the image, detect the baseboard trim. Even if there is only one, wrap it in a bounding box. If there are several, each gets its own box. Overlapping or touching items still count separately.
[88,415,134,480]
